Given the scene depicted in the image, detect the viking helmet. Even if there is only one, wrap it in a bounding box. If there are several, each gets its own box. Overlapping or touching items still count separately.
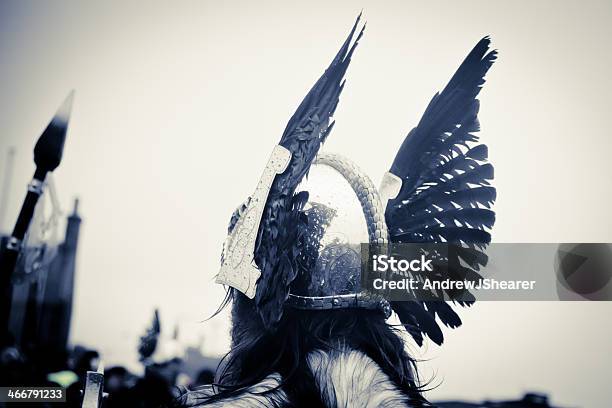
[217,15,497,346]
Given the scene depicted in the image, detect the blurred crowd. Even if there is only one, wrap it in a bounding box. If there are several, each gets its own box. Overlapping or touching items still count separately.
[0,311,216,408]
[1,341,215,407]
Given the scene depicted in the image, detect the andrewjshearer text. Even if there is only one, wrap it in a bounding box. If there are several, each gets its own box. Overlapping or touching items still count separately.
[372,278,537,291]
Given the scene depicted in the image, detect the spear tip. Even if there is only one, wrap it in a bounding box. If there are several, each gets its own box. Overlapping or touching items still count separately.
[34,90,75,174]
[53,89,75,125]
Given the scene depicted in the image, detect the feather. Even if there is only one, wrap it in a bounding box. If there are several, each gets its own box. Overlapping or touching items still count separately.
[416,144,489,187]
[400,208,495,232]
[426,302,462,329]
[394,227,491,247]
[393,301,444,346]
[396,187,496,218]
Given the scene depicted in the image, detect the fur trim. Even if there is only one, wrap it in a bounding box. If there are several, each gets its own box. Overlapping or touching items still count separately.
[306,348,412,408]
[176,373,288,407]
[178,349,414,407]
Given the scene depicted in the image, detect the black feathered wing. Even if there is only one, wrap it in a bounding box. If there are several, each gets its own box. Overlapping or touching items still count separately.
[250,16,365,329]
[384,37,497,346]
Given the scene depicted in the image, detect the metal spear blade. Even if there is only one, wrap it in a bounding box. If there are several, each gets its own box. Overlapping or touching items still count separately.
[33,90,75,172]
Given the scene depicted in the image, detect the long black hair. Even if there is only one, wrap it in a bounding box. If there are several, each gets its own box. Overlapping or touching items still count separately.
[179,290,431,407]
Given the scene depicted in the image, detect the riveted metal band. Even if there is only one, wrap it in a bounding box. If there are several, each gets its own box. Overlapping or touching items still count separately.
[287,292,392,319]
[27,179,45,195]
[6,237,22,251]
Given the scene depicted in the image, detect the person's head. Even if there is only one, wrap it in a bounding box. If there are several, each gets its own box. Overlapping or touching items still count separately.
[105,366,129,393]
[70,349,99,375]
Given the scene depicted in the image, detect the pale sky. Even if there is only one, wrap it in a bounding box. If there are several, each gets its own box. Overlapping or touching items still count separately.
[0,1,611,407]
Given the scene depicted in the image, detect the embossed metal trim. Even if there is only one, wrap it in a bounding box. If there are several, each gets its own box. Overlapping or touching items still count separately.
[287,292,392,319]
[216,145,292,299]
[27,179,45,196]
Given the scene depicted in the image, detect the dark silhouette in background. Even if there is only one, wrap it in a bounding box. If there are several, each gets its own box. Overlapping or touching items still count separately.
[437,393,568,408]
